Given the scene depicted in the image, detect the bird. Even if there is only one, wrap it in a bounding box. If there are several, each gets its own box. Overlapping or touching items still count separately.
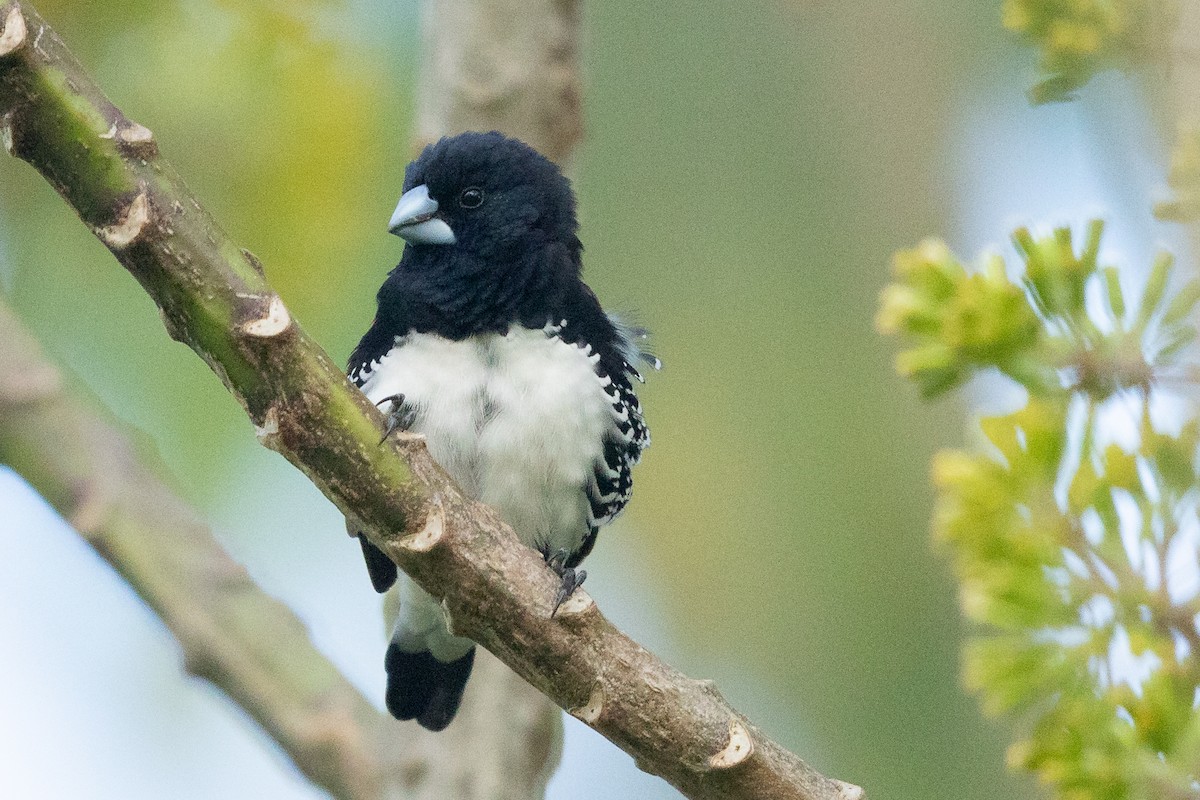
[346,131,658,731]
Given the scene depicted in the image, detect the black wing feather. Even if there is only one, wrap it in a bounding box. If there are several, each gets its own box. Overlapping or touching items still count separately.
[348,315,399,388]
[347,316,405,592]
[547,286,654,557]
[357,532,398,593]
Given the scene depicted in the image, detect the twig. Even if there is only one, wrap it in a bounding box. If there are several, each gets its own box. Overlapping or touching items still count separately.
[0,4,863,798]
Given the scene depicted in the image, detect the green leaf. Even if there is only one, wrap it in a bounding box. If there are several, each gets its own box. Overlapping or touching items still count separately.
[1068,457,1102,515]
[1160,279,1200,327]
[884,219,1200,800]
[1145,420,1198,493]
[1135,252,1173,332]
[1102,444,1140,492]
[980,414,1021,462]
[1081,219,1104,268]
[1102,266,1126,321]
[1154,326,1196,364]
[964,635,1073,716]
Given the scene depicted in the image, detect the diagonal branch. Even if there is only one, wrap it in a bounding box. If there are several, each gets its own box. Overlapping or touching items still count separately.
[0,293,564,800]
[0,4,863,799]
[0,297,398,800]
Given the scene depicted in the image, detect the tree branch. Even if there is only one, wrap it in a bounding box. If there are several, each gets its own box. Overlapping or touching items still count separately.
[0,297,397,800]
[0,292,566,799]
[0,4,863,798]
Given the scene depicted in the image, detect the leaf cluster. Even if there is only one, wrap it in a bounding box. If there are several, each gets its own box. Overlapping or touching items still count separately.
[881,223,1200,799]
[1002,0,1176,103]
[1156,126,1200,224]
[878,221,1196,399]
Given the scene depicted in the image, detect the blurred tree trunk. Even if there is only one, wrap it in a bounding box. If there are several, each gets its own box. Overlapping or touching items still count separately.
[416,0,583,164]
[383,0,593,794]
[374,0,594,793]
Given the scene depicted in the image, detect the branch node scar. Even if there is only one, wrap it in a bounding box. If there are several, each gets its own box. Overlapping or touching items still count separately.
[568,685,605,725]
[0,6,27,57]
[116,120,157,157]
[96,191,151,249]
[554,587,595,617]
[119,121,153,144]
[240,296,291,338]
[254,407,281,448]
[709,719,754,770]
[832,780,867,800]
[398,500,445,552]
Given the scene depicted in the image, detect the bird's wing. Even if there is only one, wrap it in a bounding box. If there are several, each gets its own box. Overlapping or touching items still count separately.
[346,315,402,592]
[348,315,399,389]
[546,298,658,567]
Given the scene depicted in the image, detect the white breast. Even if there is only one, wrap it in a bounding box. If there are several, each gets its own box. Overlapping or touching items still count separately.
[360,327,612,555]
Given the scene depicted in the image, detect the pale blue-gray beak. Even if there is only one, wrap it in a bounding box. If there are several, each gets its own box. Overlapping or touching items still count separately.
[388,184,456,245]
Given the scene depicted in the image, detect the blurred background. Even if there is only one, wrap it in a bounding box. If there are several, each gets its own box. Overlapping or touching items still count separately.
[0,1,1189,798]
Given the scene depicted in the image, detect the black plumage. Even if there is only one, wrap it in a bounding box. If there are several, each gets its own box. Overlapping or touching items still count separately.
[347,131,655,731]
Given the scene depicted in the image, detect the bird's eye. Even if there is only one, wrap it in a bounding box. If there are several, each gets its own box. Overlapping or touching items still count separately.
[459,187,485,209]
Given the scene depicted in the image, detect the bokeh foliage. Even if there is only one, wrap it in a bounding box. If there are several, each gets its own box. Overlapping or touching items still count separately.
[881,223,1200,798]
[1157,127,1200,223]
[1003,0,1177,103]
[2,0,410,497]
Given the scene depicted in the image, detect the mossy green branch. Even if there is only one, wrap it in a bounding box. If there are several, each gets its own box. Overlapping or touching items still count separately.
[0,2,427,536]
[0,4,862,799]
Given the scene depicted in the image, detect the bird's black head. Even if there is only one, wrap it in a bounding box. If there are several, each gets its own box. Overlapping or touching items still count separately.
[389,131,579,262]
[379,132,584,338]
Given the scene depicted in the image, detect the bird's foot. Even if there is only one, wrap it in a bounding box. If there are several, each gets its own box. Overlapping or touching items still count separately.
[545,548,586,617]
[377,393,417,443]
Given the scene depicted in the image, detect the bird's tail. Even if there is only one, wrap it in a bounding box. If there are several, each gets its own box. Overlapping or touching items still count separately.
[384,643,475,730]
[384,574,476,731]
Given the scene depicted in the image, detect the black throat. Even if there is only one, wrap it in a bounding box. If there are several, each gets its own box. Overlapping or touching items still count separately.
[375,238,579,341]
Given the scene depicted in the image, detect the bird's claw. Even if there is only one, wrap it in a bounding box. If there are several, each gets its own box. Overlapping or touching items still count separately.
[551,568,586,617]
[377,393,417,443]
[546,548,569,571]
[545,548,585,617]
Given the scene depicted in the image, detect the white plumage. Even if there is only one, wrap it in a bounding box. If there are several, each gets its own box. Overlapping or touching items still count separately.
[358,325,621,661]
